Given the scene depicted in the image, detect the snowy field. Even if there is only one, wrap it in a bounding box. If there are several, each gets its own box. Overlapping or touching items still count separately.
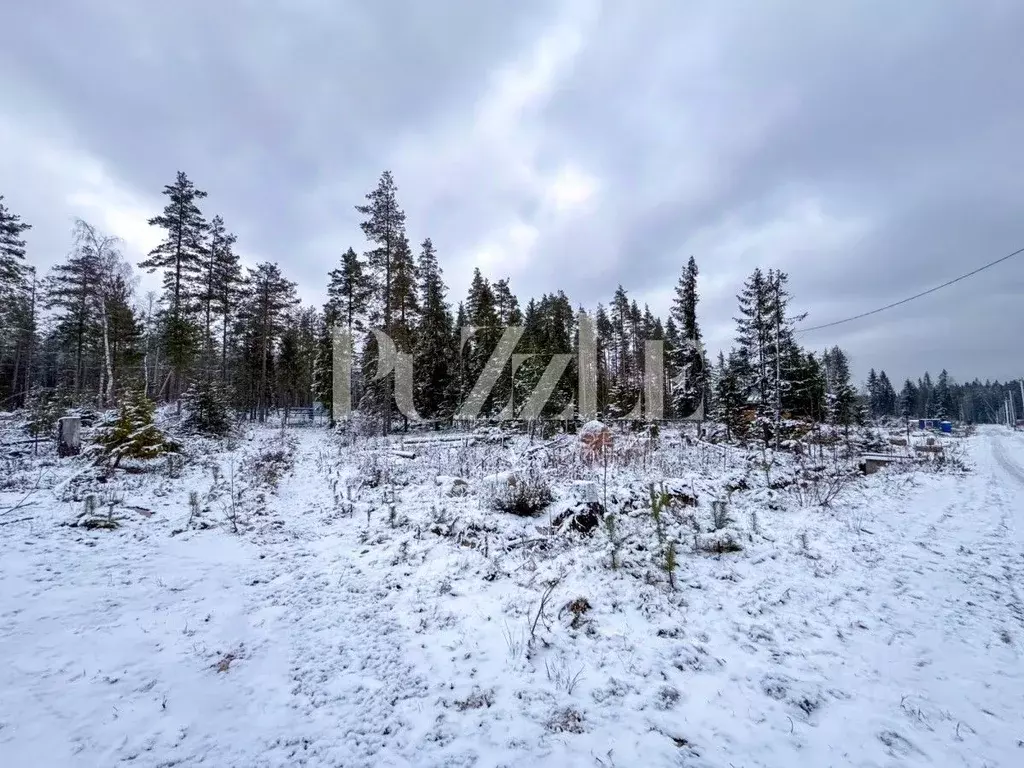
[2,424,1023,767]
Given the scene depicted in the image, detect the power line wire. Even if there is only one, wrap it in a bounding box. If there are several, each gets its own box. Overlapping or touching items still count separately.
[795,244,1024,334]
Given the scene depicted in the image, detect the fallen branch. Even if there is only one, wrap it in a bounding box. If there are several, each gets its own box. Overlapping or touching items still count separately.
[0,516,32,527]
[1,469,46,516]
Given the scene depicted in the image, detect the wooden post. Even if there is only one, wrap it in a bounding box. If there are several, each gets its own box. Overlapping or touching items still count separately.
[57,416,82,457]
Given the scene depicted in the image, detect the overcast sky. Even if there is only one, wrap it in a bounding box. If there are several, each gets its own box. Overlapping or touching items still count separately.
[2,0,1023,385]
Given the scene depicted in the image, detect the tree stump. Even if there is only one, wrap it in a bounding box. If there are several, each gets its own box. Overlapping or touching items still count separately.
[57,416,81,457]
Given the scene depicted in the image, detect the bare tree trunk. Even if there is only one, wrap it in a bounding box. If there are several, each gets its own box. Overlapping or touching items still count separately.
[101,294,114,406]
[21,270,36,407]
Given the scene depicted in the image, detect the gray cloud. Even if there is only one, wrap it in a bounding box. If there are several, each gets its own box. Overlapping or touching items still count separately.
[2,0,1023,384]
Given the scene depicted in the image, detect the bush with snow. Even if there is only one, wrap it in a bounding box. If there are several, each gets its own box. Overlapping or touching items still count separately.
[95,389,179,469]
[482,466,554,517]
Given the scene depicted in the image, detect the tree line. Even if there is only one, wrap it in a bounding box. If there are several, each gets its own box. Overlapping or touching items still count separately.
[1,174,1020,434]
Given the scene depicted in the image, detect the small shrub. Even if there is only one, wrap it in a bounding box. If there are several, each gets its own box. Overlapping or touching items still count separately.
[560,597,593,629]
[485,467,553,517]
[453,687,495,711]
[711,500,732,531]
[96,389,179,469]
[546,658,585,694]
[547,707,585,734]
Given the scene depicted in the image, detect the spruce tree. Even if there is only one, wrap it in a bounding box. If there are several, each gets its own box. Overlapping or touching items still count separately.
[934,369,954,420]
[390,234,419,358]
[463,268,500,417]
[182,378,232,436]
[320,247,371,423]
[213,229,243,385]
[734,268,771,411]
[312,312,335,419]
[276,306,317,418]
[670,256,705,418]
[413,238,455,422]
[97,389,178,468]
[594,303,613,417]
[489,277,522,412]
[492,278,522,326]
[715,350,748,439]
[866,368,880,418]
[899,379,918,418]
[823,346,857,432]
[608,285,638,417]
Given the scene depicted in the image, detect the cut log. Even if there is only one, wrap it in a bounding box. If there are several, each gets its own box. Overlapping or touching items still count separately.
[57,416,82,457]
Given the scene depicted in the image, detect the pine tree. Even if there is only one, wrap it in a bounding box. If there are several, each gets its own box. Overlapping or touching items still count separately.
[2,266,37,407]
[356,170,408,433]
[326,247,371,336]
[199,215,237,371]
[43,219,136,404]
[0,194,31,301]
[139,172,209,397]
[240,262,299,421]
[44,223,103,397]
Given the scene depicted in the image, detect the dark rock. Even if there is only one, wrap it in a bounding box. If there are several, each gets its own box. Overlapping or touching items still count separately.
[553,502,603,535]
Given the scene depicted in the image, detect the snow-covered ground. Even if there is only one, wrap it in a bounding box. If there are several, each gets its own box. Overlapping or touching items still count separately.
[2,425,1023,767]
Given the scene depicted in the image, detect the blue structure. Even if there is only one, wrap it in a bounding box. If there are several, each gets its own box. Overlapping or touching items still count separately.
[940,421,952,433]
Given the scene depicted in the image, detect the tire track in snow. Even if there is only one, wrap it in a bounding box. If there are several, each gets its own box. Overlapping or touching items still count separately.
[991,433,1024,488]
[987,433,1024,627]
[251,437,435,768]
